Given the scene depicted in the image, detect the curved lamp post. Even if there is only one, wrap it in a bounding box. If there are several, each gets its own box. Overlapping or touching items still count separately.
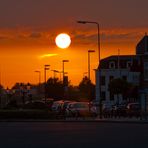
[77,20,102,118]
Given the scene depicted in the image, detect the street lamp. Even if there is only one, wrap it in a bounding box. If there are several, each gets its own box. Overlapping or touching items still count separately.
[77,20,102,118]
[35,70,41,97]
[77,21,100,64]
[44,65,50,103]
[62,60,69,84]
[34,70,41,85]
[51,70,59,80]
[88,50,95,80]
[62,60,69,99]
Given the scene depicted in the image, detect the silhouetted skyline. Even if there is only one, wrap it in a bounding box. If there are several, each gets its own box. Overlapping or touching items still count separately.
[0,0,148,88]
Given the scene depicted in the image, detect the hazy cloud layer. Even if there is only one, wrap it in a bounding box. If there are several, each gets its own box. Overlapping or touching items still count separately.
[29,32,42,38]
[0,0,148,29]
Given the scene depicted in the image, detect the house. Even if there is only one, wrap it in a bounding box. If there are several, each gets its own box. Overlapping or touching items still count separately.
[95,34,148,107]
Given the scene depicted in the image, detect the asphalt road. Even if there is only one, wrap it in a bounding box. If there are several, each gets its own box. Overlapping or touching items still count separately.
[0,121,148,148]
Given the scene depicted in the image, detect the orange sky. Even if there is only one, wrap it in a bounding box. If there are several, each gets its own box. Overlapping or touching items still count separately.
[0,26,148,88]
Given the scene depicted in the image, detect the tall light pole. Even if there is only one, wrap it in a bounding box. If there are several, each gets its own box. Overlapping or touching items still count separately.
[62,60,69,99]
[77,20,102,118]
[44,65,50,103]
[51,70,59,80]
[62,60,69,84]
[34,70,41,85]
[57,71,63,81]
[88,50,95,80]
[35,70,41,97]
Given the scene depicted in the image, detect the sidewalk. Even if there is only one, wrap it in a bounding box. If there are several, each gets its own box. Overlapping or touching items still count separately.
[95,116,148,123]
[0,117,148,123]
[64,116,148,123]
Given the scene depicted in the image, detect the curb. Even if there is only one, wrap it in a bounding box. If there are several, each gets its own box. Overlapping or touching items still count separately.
[0,119,148,124]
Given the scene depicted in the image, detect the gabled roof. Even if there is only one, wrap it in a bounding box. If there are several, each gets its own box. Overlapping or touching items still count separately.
[136,35,148,55]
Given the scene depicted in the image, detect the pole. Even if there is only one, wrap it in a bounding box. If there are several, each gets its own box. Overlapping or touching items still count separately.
[63,61,65,84]
[62,60,69,84]
[44,67,46,103]
[97,23,102,119]
[88,50,95,80]
[39,71,41,85]
[44,65,50,103]
[77,21,101,118]
[88,51,90,80]
[94,23,102,118]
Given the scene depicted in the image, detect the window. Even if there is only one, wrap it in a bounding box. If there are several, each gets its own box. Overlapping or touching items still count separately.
[101,76,105,85]
[109,61,115,69]
[110,92,114,101]
[101,91,106,100]
[109,76,114,82]
[122,76,127,81]
[127,61,132,68]
[144,62,148,80]
[133,75,139,82]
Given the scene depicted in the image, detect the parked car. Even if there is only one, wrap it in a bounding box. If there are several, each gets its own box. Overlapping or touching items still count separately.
[23,101,49,110]
[65,102,95,118]
[51,100,64,113]
[112,104,127,117]
[102,104,112,118]
[61,101,73,113]
[41,98,54,110]
[126,102,141,117]
[4,100,19,109]
[65,102,77,117]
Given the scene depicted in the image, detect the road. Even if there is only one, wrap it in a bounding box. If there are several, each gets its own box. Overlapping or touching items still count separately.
[0,121,148,148]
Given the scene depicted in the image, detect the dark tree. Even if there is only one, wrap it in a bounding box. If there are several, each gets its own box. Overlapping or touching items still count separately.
[46,78,64,100]
[78,76,95,101]
[108,78,132,104]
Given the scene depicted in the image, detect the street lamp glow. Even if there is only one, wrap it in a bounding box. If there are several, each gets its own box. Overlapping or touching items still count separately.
[55,33,71,49]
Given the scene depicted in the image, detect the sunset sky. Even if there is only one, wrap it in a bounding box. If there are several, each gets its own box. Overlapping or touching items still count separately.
[0,0,148,88]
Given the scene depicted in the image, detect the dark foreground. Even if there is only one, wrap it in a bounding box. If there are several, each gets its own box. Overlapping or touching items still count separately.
[0,122,148,148]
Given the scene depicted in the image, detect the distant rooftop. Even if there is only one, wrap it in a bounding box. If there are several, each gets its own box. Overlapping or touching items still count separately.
[99,55,140,70]
[136,34,148,55]
[100,55,137,61]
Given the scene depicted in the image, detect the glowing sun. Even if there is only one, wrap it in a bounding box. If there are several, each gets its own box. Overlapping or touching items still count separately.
[55,33,71,49]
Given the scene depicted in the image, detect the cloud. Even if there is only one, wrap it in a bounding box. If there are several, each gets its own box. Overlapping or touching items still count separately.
[0,36,8,40]
[72,27,148,46]
[39,53,58,59]
[29,32,42,38]
[101,32,138,40]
